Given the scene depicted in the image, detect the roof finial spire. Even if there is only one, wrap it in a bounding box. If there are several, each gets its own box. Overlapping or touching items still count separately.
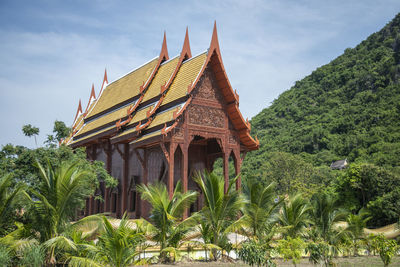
[99,68,108,96]
[180,26,192,59]
[103,69,108,85]
[73,99,83,125]
[90,83,96,99]
[159,31,169,61]
[209,20,220,54]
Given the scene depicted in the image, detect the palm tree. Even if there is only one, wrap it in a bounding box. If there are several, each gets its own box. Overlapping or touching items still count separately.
[68,214,144,267]
[309,192,348,266]
[240,181,281,240]
[26,160,97,242]
[278,194,311,238]
[194,171,244,260]
[346,208,371,255]
[0,174,26,234]
[137,181,198,262]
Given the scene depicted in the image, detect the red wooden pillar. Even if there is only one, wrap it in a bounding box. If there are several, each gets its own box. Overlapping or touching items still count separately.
[181,143,189,218]
[121,143,129,217]
[168,142,175,199]
[104,141,112,213]
[134,149,148,218]
[234,150,241,191]
[223,150,229,193]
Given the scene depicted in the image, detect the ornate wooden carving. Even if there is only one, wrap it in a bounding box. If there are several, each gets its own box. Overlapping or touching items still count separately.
[229,134,238,145]
[192,67,224,103]
[188,105,224,128]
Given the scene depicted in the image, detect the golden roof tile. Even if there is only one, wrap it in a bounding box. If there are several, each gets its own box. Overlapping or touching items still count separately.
[86,58,159,118]
[141,56,180,103]
[162,52,207,105]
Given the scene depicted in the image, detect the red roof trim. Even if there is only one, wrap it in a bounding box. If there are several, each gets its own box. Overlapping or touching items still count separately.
[133,27,193,134]
[116,33,170,128]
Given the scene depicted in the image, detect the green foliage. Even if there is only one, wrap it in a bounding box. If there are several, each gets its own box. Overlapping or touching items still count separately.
[238,239,276,267]
[18,243,45,267]
[305,240,332,267]
[335,163,400,226]
[137,181,197,262]
[278,194,311,239]
[0,244,11,267]
[309,192,349,259]
[371,234,399,266]
[0,174,26,236]
[26,160,99,241]
[277,237,305,266]
[22,124,39,147]
[242,13,400,225]
[241,181,281,240]
[194,171,244,260]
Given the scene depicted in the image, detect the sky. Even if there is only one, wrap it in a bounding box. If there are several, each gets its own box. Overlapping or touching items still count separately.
[0,0,399,148]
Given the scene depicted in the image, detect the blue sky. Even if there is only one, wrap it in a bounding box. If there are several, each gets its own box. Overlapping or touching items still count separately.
[0,0,399,147]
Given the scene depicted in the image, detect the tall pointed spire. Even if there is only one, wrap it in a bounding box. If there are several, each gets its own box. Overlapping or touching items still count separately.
[180,27,192,59]
[90,83,96,99]
[73,99,83,126]
[85,83,97,114]
[209,21,221,54]
[160,31,169,61]
[99,69,108,97]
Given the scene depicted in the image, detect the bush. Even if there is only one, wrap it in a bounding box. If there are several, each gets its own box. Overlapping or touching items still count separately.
[0,244,11,267]
[19,244,45,267]
[238,239,275,267]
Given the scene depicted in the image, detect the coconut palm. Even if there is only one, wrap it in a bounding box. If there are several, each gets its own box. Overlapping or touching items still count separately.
[278,194,311,238]
[68,214,145,267]
[137,181,198,262]
[194,171,244,260]
[346,208,371,255]
[308,192,349,266]
[26,160,97,242]
[0,174,26,233]
[240,181,281,240]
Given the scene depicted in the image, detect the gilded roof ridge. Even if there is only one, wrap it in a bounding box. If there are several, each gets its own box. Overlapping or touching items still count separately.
[107,56,159,87]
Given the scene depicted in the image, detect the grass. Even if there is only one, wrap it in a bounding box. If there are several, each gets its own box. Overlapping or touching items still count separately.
[147,256,400,267]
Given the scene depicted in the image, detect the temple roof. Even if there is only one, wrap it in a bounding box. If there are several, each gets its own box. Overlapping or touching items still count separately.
[63,23,259,151]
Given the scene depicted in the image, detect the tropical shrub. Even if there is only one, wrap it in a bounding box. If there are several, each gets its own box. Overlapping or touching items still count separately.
[137,181,197,263]
[277,237,305,267]
[238,239,276,267]
[194,171,244,260]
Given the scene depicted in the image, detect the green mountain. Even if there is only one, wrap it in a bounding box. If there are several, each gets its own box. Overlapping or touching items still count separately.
[243,13,400,179]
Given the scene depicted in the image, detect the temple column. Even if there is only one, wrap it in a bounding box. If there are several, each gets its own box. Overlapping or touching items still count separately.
[168,142,175,199]
[223,149,229,193]
[234,149,241,191]
[104,141,112,213]
[180,143,189,218]
[121,143,129,217]
[134,149,147,218]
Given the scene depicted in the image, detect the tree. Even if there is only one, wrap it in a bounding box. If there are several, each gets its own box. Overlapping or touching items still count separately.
[278,194,311,238]
[137,181,197,263]
[26,160,99,242]
[277,237,305,267]
[309,192,349,266]
[346,208,371,255]
[194,171,244,260]
[238,239,276,267]
[68,214,145,267]
[240,181,281,240]
[334,163,400,226]
[0,174,26,236]
[22,124,40,147]
[46,121,71,147]
[371,234,399,267]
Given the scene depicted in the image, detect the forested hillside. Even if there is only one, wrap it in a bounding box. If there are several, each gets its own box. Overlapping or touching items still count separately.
[240,14,400,226]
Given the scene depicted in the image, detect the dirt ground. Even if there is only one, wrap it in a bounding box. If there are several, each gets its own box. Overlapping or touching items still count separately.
[146,256,400,267]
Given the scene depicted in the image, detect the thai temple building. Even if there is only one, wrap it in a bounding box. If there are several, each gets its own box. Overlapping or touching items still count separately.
[63,23,259,218]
